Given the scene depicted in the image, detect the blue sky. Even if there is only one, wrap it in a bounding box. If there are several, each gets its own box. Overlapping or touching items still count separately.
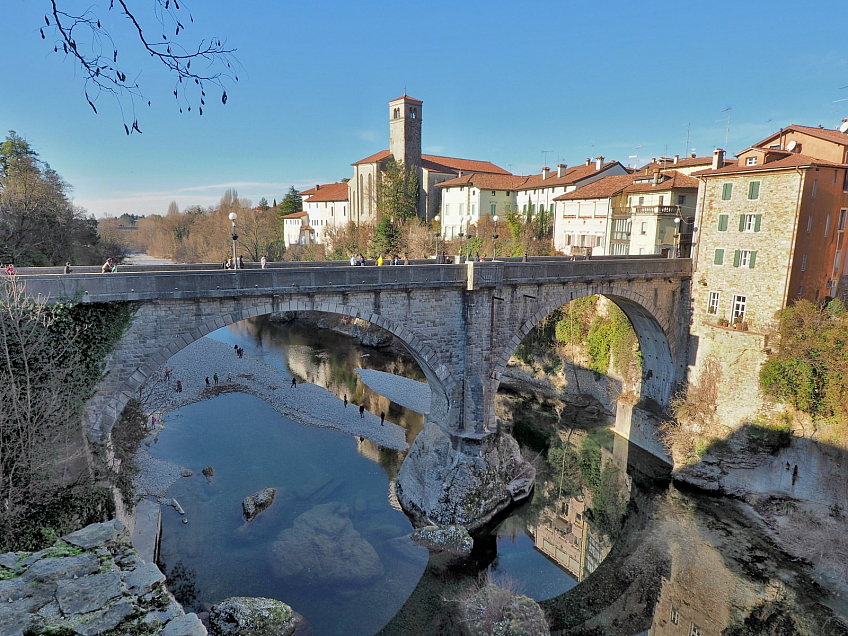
[2,1,847,218]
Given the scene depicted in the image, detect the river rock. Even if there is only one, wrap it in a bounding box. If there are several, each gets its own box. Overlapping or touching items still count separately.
[411,525,474,556]
[243,488,277,522]
[209,596,299,636]
[268,502,383,587]
[458,584,550,636]
[396,422,536,532]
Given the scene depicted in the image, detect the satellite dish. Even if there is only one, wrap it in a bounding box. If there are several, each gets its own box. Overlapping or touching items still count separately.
[840,120,848,134]
[786,140,797,152]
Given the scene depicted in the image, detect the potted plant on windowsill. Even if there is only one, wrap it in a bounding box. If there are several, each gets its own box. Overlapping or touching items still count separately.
[719,317,729,327]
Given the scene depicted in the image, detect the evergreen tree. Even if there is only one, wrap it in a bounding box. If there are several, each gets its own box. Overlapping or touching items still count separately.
[279,186,302,217]
[377,160,419,222]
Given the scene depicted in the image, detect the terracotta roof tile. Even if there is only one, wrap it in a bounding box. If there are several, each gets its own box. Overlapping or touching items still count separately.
[693,153,848,176]
[305,182,349,202]
[624,171,700,193]
[353,149,510,175]
[352,149,393,166]
[389,95,423,104]
[435,173,530,190]
[555,174,636,201]
[759,124,848,148]
[281,211,308,219]
[637,155,737,171]
[516,161,625,191]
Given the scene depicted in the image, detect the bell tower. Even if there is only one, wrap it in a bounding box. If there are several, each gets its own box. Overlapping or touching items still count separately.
[389,95,422,168]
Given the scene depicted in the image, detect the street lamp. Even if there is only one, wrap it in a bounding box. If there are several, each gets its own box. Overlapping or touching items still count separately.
[673,216,681,258]
[433,214,441,262]
[464,213,473,262]
[492,215,499,261]
[228,212,238,268]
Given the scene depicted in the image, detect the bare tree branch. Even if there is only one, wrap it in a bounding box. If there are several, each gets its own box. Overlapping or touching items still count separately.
[42,0,239,133]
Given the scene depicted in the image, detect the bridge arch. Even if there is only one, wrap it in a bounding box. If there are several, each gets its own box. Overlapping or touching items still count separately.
[493,282,682,407]
[93,296,453,443]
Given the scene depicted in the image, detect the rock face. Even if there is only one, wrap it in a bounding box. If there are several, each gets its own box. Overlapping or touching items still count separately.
[268,502,383,587]
[458,584,550,636]
[243,487,277,522]
[395,423,536,532]
[0,520,205,636]
[209,596,299,636]
[411,525,474,556]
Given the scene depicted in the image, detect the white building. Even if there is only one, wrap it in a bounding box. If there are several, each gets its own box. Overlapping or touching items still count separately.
[280,211,311,247]
[302,182,349,244]
[554,174,635,256]
[436,173,529,239]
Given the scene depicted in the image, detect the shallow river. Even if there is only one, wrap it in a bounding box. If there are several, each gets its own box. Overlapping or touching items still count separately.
[151,316,848,636]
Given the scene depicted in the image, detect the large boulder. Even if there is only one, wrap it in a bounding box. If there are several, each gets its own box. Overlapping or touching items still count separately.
[209,597,298,636]
[458,584,550,636]
[395,423,535,532]
[242,488,277,522]
[268,502,383,587]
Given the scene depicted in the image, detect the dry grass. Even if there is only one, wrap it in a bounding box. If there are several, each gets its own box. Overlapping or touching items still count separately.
[450,571,524,634]
[780,506,848,584]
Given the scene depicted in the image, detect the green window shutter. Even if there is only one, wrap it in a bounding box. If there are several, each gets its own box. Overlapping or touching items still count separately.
[754,214,762,232]
[739,215,746,231]
[718,215,728,231]
[722,183,732,200]
[733,250,741,267]
[714,249,724,265]
[748,181,760,199]
[748,251,757,268]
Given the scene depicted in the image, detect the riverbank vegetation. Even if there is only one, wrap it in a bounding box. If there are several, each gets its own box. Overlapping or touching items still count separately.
[0,278,135,551]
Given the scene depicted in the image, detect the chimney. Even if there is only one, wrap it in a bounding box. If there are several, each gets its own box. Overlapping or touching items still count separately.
[541,166,550,180]
[690,152,696,158]
[674,154,680,164]
[557,163,567,178]
[595,156,604,171]
[712,148,726,170]
[316,184,320,190]
[458,170,463,178]
[585,158,592,166]
[652,169,660,185]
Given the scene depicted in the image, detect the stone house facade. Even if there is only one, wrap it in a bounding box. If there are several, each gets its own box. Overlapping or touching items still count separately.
[688,126,848,427]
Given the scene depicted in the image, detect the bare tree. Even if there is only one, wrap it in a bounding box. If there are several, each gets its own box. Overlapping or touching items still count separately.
[41,0,239,132]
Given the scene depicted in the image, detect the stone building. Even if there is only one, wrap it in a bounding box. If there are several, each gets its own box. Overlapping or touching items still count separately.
[688,125,848,427]
[348,95,510,225]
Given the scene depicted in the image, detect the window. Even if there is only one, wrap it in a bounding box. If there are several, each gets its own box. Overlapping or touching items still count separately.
[840,209,847,231]
[732,295,747,322]
[491,203,497,215]
[801,253,808,271]
[471,204,476,215]
[492,191,496,195]
[721,183,733,200]
[746,157,758,166]
[734,249,757,268]
[807,215,814,233]
[718,214,729,231]
[708,291,720,314]
[444,203,450,216]
[714,248,725,265]
[748,181,760,200]
[640,221,647,235]
[835,250,842,274]
[678,194,686,205]
[741,214,761,232]
[812,179,818,198]
[689,625,702,636]
[825,215,831,238]
[670,606,680,625]
[843,170,848,191]
[638,196,645,206]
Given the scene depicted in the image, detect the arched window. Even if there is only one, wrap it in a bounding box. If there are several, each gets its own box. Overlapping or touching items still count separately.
[410,107,416,119]
[393,107,400,118]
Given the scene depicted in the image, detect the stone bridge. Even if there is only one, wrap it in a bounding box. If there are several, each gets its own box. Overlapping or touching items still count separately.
[19,256,691,529]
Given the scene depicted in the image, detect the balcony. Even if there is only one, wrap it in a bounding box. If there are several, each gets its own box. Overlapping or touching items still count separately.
[629,205,682,216]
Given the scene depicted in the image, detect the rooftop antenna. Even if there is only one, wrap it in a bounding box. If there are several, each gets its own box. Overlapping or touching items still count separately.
[715,107,732,149]
[683,123,690,157]
[766,118,773,135]
[541,150,553,167]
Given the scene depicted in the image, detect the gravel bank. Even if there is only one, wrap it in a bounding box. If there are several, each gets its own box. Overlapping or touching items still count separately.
[356,369,430,415]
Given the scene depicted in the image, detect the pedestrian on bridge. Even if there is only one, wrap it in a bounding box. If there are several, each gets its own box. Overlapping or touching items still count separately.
[238,255,244,269]
[291,377,297,388]
[359,404,365,418]
[261,256,267,269]
[380,411,385,426]
[343,394,348,408]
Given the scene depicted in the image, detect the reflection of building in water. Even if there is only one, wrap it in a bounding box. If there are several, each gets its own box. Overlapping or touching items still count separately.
[648,511,762,636]
[532,429,632,580]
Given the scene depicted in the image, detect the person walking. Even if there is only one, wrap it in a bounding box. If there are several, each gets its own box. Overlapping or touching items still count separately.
[343,394,348,408]
[350,255,357,266]
[176,380,182,393]
[64,262,72,274]
[291,377,297,388]
[238,255,244,269]
[234,344,239,355]
[376,253,384,266]
[224,257,232,269]
[359,404,365,418]
[380,411,385,426]
[205,377,210,387]
[213,373,219,385]
[261,255,267,269]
